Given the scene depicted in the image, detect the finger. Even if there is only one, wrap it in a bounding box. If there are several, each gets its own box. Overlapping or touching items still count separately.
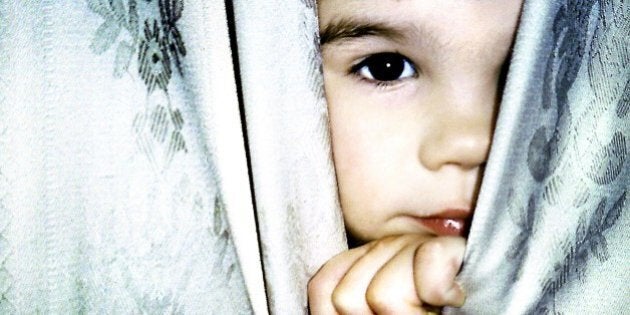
[365,242,424,315]
[309,244,373,315]
[333,235,427,314]
[414,236,466,307]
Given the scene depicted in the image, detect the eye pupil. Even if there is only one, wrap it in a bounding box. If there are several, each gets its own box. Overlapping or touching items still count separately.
[366,53,405,81]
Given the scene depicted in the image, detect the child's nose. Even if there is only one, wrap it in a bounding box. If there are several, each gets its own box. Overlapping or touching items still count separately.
[418,84,496,172]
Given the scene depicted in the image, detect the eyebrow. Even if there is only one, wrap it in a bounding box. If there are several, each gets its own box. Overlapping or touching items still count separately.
[319,18,409,46]
[319,17,451,54]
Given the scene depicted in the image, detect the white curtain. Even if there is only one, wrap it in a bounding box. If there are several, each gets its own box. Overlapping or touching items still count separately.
[447,0,628,313]
[0,0,344,313]
[230,1,346,313]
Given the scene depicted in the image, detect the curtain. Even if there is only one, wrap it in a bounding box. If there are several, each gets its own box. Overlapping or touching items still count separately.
[447,0,628,313]
[1,0,627,314]
[0,0,344,313]
[230,1,346,313]
[1,1,256,313]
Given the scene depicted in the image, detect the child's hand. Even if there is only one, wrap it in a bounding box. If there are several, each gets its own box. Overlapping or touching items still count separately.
[308,234,466,314]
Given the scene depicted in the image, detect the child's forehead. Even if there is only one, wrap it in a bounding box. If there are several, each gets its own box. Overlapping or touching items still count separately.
[317,0,521,29]
[318,0,520,61]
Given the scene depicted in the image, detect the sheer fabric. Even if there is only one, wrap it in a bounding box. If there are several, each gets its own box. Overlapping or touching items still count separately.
[0,0,345,313]
[1,0,260,312]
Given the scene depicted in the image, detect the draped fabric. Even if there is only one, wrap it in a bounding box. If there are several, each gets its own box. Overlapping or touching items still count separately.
[0,1,258,313]
[447,0,629,313]
[0,1,344,313]
[1,0,627,314]
[230,1,347,313]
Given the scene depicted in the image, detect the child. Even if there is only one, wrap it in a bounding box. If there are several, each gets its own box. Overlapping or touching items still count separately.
[309,0,523,313]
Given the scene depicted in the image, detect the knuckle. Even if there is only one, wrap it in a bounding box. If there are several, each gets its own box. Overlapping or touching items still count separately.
[331,287,363,314]
[366,283,398,314]
[414,240,444,266]
[417,239,444,257]
[307,276,322,295]
[421,285,444,305]
[308,268,334,298]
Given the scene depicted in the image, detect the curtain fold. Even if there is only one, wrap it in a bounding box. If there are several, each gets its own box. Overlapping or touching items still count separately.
[447,0,628,313]
[230,1,347,313]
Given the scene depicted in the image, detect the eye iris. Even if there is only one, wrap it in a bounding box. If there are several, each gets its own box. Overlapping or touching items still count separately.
[367,53,405,81]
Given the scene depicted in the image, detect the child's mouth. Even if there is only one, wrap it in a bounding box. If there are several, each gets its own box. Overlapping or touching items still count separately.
[413,209,470,236]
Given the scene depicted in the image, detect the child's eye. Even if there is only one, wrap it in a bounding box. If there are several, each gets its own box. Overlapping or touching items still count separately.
[351,53,417,82]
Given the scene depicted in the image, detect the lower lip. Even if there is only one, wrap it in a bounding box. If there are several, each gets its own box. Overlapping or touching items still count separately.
[415,218,467,236]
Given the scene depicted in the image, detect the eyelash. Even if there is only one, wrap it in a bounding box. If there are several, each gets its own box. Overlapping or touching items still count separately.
[349,52,418,88]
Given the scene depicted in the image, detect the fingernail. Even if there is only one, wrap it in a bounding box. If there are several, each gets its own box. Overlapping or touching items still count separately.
[445,282,466,307]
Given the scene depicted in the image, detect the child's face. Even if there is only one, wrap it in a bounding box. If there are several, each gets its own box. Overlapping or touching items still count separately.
[319,0,522,242]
